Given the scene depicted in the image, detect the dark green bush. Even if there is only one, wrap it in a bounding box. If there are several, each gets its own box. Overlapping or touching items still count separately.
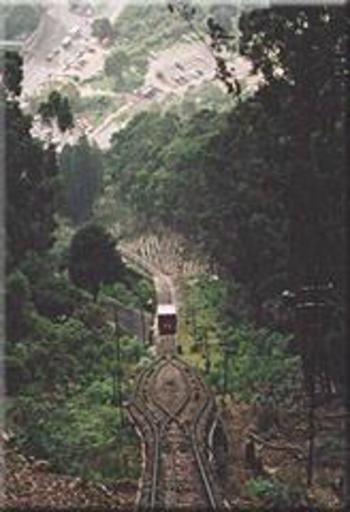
[33,276,82,320]
[246,477,305,509]
[6,270,32,342]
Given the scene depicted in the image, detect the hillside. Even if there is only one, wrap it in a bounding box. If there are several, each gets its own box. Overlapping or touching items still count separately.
[2,430,136,510]
[3,2,348,510]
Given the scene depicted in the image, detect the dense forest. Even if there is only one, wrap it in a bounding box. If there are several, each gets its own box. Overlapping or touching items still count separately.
[105,4,347,392]
[3,2,348,509]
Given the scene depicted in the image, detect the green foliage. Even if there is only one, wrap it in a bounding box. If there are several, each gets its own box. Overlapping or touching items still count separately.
[39,90,74,132]
[92,17,115,42]
[5,61,59,269]
[246,477,305,509]
[166,82,232,120]
[104,49,147,93]
[73,94,118,124]
[106,6,346,388]
[68,223,125,301]
[19,252,53,285]
[6,218,151,475]
[7,310,147,478]
[103,267,155,311]
[74,302,108,333]
[101,2,204,93]
[184,274,226,345]
[120,335,148,365]
[17,252,84,322]
[2,51,23,96]
[5,270,33,342]
[57,96,74,132]
[5,354,32,395]
[182,274,301,404]
[102,278,154,312]
[1,3,41,40]
[59,136,103,224]
[12,386,140,480]
[113,2,205,52]
[132,277,155,312]
[224,326,300,403]
[238,5,347,289]
[104,49,129,78]
[32,275,83,321]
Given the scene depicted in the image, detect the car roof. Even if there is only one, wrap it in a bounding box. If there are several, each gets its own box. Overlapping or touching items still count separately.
[157,304,176,315]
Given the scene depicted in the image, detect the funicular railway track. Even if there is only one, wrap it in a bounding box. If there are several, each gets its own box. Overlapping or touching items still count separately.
[128,354,219,510]
[123,244,221,510]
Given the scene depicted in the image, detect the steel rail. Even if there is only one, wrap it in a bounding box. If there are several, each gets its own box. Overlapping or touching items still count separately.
[132,356,192,510]
[146,357,218,510]
[173,358,218,510]
[129,357,166,510]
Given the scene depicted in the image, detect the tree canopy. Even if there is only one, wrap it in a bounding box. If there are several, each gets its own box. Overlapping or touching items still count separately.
[38,90,74,133]
[68,224,125,301]
[0,3,41,40]
[59,136,103,225]
[4,52,59,270]
[91,17,114,42]
[106,4,347,390]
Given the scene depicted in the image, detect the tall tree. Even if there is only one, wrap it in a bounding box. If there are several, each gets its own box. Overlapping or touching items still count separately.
[38,90,74,133]
[4,52,59,270]
[2,51,23,97]
[238,5,348,288]
[68,224,125,301]
[59,136,103,225]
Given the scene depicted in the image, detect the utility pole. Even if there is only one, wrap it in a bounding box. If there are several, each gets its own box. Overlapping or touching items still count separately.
[204,330,211,375]
[223,346,228,395]
[114,309,124,427]
[221,343,235,396]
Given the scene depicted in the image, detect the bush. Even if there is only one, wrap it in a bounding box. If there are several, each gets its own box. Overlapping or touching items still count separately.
[6,270,32,342]
[68,223,125,301]
[19,252,53,285]
[5,354,31,395]
[33,276,82,320]
[10,384,139,480]
[74,302,108,332]
[246,477,305,509]
[120,335,147,363]
[2,4,41,39]
[225,325,301,404]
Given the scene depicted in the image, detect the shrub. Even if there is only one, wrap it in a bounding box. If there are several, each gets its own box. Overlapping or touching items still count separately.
[74,302,108,332]
[6,270,32,342]
[19,252,53,285]
[246,477,305,509]
[226,325,301,404]
[33,276,82,320]
[5,354,31,395]
[68,223,125,301]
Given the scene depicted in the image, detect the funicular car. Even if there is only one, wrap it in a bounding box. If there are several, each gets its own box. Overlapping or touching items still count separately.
[156,304,177,336]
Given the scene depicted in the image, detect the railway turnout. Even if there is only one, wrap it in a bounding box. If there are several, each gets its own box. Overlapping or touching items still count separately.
[128,354,220,510]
